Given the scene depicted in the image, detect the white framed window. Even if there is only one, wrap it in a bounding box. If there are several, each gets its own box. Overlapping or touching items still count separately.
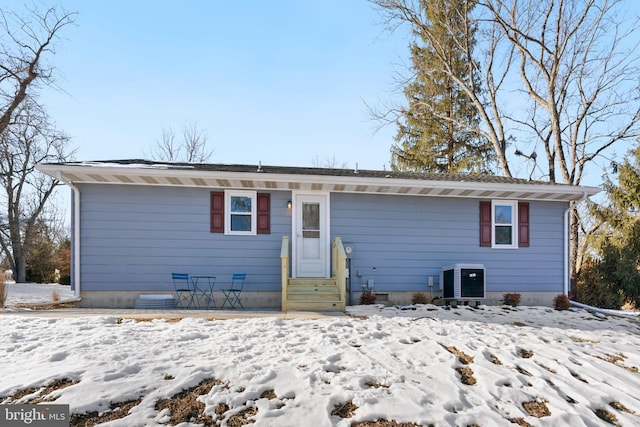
[492,200,518,249]
[225,190,257,235]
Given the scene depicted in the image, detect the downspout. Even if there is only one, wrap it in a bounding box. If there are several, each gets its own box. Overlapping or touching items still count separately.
[564,192,588,296]
[57,172,81,300]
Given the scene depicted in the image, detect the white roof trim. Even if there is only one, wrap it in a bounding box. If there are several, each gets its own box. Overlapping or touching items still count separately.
[37,163,600,202]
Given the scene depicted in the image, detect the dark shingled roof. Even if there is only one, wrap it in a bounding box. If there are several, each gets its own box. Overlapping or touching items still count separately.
[84,159,562,186]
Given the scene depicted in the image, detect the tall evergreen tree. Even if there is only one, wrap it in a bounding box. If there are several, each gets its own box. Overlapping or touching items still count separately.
[390,0,492,174]
[585,145,640,308]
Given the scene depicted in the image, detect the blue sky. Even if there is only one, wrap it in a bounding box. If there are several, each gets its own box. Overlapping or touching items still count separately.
[6,0,639,180]
[33,1,408,170]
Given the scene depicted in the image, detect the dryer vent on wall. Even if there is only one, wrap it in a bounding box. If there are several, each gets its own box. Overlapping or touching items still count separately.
[442,264,485,300]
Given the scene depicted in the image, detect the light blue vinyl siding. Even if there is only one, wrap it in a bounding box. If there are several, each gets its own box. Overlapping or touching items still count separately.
[78,184,290,292]
[330,193,565,294]
[77,183,567,295]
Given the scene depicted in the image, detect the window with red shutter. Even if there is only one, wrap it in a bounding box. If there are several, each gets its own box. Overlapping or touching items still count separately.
[211,191,270,235]
[518,202,530,247]
[257,193,270,234]
[480,201,492,247]
[480,200,530,248]
[210,192,224,233]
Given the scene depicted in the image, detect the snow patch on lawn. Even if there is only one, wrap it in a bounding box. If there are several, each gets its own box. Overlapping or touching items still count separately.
[1,284,639,426]
[3,282,74,307]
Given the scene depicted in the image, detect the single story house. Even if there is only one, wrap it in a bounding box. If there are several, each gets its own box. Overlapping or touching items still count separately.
[37,160,599,310]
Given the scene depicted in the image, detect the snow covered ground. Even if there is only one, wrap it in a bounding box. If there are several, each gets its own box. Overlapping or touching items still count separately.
[1,283,640,426]
[3,282,75,306]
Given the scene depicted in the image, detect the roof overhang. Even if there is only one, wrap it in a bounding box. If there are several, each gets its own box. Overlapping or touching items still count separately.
[37,162,600,202]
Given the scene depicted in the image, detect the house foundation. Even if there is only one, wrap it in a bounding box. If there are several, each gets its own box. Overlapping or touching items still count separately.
[77,289,563,310]
[77,291,283,310]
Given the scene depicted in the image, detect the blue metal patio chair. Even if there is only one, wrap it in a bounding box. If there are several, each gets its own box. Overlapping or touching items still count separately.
[172,273,194,309]
[221,273,246,309]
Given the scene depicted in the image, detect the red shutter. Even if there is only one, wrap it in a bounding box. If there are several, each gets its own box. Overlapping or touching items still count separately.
[518,202,530,247]
[480,201,492,247]
[257,193,270,234]
[210,192,224,233]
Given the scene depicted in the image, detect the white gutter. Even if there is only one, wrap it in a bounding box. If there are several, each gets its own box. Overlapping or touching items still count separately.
[564,192,588,295]
[57,172,81,300]
[37,163,601,202]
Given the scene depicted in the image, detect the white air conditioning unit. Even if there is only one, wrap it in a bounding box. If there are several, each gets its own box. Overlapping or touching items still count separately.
[441,264,485,300]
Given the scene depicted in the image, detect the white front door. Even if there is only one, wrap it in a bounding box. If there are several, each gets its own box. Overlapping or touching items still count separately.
[293,193,329,278]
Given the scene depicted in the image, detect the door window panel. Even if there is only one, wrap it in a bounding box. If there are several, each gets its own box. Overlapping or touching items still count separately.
[302,203,320,238]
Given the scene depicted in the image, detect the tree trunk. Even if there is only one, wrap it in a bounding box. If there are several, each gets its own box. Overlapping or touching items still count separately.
[569,206,580,299]
[14,255,26,284]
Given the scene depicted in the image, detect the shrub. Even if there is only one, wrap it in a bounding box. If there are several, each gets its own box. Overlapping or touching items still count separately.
[502,293,521,307]
[360,290,377,305]
[576,261,625,309]
[51,289,60,302]
[411,292,430,304]
[553,294,571,310]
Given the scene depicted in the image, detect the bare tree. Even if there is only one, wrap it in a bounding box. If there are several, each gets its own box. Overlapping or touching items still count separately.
[148,121,214,163]
[482,0,640,185]
[151,127,179,162]
[0,5,76,283]
[311,154,349,169]
[371,0,640,295]
[0,101,73,283]
[0,6,75,135]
